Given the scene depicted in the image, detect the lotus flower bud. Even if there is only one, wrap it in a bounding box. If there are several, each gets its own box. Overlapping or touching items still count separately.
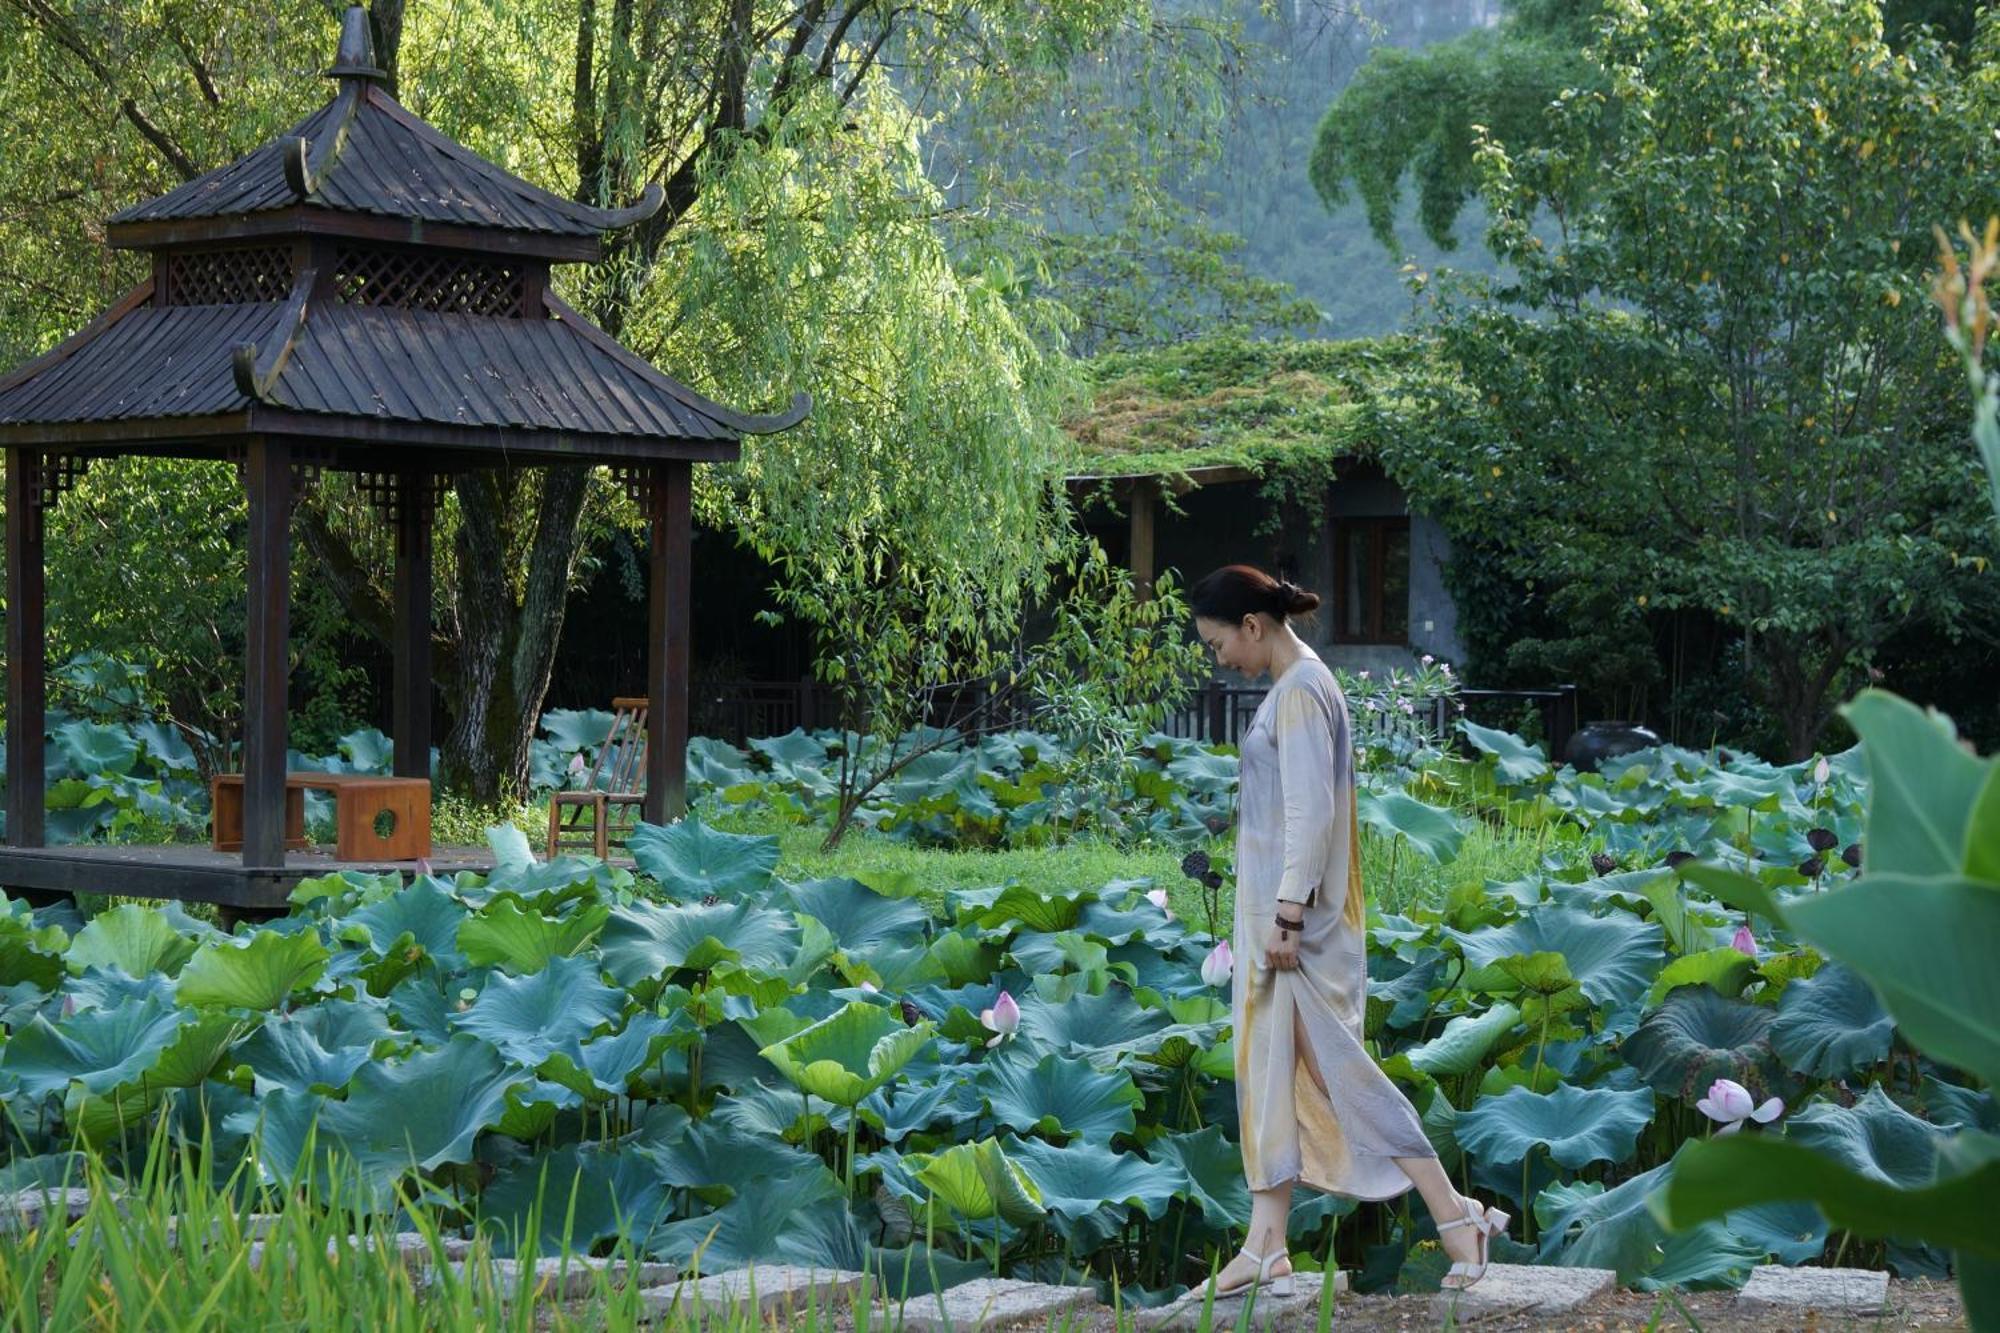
[1200,941,1234,988]
[1696,1077,1783,1134]
[1145,887,1174,920]
[1731,924,1756,956]
[979,990,1020,1048]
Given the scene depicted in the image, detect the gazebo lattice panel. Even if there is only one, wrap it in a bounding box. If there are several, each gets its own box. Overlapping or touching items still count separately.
[331,245,526,316]
[161,246,295,305]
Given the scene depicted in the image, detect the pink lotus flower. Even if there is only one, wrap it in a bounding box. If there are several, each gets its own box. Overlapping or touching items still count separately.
[1696,1078,1783,1134]
[1813,756,1832,787]
[859,980,880,994]
[979,991,1020,1048]
[1731,924,1756,956]
[416,857,433,877]
[1420,654,1435,666]
[567,752,590,789]
[1200,941,1233,988]
[1146,887,1174,920]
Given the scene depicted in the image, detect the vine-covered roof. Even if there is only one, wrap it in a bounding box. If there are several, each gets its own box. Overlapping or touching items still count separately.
[1062,334,1418,481]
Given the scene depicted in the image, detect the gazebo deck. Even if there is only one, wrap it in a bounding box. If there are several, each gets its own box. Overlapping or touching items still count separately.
[0,842,503,908]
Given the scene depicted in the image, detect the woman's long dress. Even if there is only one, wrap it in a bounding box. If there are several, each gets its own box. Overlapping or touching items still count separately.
[1232,655,1437,1198]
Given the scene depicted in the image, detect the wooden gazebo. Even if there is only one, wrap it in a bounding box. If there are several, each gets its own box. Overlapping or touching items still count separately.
[0,7,807,909]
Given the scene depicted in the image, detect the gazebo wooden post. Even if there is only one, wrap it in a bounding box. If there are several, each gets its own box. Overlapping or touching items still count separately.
[3,448,45,848]
[391,473,433,781]
[645,460,692,824]
[1129,475,1159,601]
[241,438,293,868]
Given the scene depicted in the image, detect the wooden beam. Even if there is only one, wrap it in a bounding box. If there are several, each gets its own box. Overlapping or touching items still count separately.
[4,449,46,848]
[241,438,293,867]
[645,460,693,824]
[391,473,434,780]
[106,208,603,263]
[1129,475,1159,601]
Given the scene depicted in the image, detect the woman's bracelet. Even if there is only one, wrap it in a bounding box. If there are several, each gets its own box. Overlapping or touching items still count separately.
[1274,910,1305,932]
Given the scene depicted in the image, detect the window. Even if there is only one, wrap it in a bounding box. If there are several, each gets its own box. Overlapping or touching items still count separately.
[1334,517,1410,644]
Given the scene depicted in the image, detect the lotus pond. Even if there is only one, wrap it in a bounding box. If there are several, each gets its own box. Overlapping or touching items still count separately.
[0,718,1990,1317]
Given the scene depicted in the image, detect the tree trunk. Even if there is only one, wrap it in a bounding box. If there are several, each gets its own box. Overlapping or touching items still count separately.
[438,466,592,799]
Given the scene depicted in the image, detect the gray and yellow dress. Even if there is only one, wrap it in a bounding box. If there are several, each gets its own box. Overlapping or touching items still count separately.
[1231,655,1437,1198]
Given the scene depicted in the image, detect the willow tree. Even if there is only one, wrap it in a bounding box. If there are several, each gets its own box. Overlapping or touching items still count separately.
[1,0,1242,795]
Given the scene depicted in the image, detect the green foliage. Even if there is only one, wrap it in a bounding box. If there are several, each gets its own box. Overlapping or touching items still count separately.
[1369,0,2000,756]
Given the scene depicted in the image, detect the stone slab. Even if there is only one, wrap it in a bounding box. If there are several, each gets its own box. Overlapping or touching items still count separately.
[1737,1265,1888,1315]
[1136,1271,1349,1331]
[882,1277,1098,1332]
[639,1266,868,1320]
[444,1255,679,1302]
[0,1188,101,1235]
[1428,1263,1616,1320]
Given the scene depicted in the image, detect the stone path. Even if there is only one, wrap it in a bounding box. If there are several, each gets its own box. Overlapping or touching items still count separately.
[1428,1263,1617,1320]
[640,1265,867,1320]
[878,1277,1098,1332]
[1137,1271,1348,1331]
[1737,1265,1889,1317]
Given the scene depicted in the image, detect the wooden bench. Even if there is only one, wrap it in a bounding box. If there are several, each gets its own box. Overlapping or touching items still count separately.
[211,772,432,862]
[546,697,648,859]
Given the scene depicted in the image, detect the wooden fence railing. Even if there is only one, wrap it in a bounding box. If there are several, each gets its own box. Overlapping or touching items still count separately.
[690,675,1581,759]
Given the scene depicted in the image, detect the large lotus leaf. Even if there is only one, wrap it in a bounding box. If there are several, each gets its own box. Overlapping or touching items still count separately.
[55,720,139,776]
[1920,1076,2000,1132]
[1405,1002,1522,1078]
[1076,892,1183,948]
[337,727,395,773]
[1646,948,1757,1009]
[686,737,757,790]
[638,1112,820,1192]
[457,898,608,974]
[950,881,1099,933]
[1459,720,1549,784]
[346,880,467,964]
[1654,1126,2000,1262]
[1785,873,2000,1089]
[904,1138,1044,1225]
[0,914,68,989]
[1842,690,1989,879]
[1457,907,1663,1009]
[1146,1125,1251,1228]
[784,877,931,953]
[132,720,197,772]
[1166,749,1238,796]
[175,929,329,1011]
[478,1140,676,1256]
[1358,790,1466,863]
[976,1052,1143,1141]
[1008,930,1115,981]
[450,955,625,1067]
[540,706,619,754]
[472,856,625,906]
[860,1079,960,1144]
[0,995,192,1097]
[1009,1136,1181,1221]
[1769,962,1894,1080]
[711,1080,837,1144]
[1456,1084,1655,1170]
[1722,1200,1828,1265]
[628,817,779,898]
[67,1011,241,1141]
[66,905,198,978]
[231,1017,374,1095]
[1622,987,1783,1102]
[386,977,454,1045]
[1535,1160,1673,1282]
[759,1000,933,1106]
[1015,987,1171,1065]
[240,1035,520,1193]
[650,1163,865,1273]
[541,1013,675,1099]
[600,899,799,986]
[1784,1086,1942,1188]
[1635,1221,1767,1292]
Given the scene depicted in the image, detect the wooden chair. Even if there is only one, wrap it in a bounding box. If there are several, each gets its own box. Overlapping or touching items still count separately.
[546,697,648,859]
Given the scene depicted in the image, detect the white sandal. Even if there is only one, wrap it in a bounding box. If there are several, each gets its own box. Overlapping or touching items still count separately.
[1212,1246,1296,1299]
[1438,1196,1510,1290]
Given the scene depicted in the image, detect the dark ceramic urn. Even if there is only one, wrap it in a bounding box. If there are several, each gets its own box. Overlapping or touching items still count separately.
[1563,720,1664,773]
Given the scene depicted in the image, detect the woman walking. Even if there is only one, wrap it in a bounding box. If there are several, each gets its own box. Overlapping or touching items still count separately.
[1189,565,1507,1296]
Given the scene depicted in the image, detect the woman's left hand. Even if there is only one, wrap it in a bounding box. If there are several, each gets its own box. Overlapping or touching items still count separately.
[1264,918,1303,971]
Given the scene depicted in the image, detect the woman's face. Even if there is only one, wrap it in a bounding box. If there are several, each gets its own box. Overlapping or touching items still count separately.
[1195,613,1270,677]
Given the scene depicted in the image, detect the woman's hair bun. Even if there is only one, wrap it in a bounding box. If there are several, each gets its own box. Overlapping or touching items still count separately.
[1277,580,1321,615]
